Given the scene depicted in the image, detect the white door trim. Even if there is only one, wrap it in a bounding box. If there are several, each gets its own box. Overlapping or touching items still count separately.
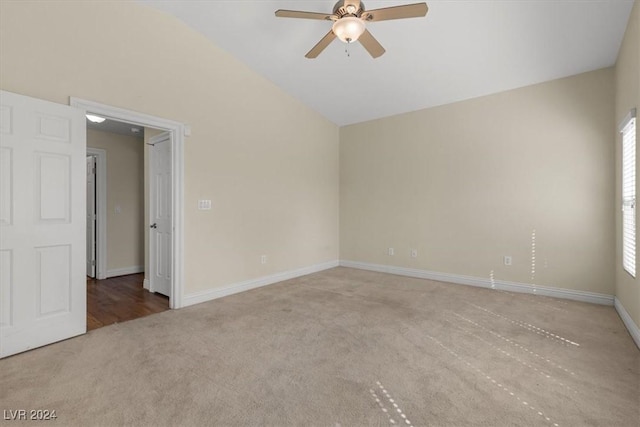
[70,97,186,309]
[86,148,107,280]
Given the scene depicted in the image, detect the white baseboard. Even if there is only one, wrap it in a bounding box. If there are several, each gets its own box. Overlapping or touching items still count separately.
[143,278,150,290]
[106,265,144,278]
[183,260,340,308]
[339,260,615,306]
[614,297,640,349]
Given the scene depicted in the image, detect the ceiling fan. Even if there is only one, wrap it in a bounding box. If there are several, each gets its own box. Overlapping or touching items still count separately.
[275,1,428,59]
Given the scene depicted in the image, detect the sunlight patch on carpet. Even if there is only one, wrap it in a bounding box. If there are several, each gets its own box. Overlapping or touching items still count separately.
[468,303,580,346]
[446,318,578,394]
[452,311,576,375]
[426,333,560,427]
[370,382,413,426]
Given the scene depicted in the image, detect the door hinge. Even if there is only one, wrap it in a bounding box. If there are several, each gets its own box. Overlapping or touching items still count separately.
[92,260,96,266]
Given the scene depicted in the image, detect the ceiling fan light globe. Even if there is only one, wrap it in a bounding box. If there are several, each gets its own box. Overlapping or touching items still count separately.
[332,16,366,43]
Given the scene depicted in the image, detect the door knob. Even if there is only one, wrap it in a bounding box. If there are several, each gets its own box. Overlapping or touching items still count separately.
[150,223,157,229]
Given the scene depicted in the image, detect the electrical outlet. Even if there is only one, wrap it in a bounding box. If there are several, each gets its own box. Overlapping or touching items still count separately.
[411,249,418,258]
[388,248,395,256]
[260,255,267,265]
[504,256,512,266]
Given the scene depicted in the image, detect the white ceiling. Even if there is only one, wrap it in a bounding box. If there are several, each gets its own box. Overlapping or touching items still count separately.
[138,0,634,126]
[87,117,144,139]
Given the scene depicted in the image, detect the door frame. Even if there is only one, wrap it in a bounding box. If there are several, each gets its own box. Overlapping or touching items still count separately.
[86,148,107,280]
[71,97,186,309]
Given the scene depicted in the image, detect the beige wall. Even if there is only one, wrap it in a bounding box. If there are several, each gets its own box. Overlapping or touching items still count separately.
[87,129,144,273]
[0,1,339,294]
[615,0,640,328]
[341,68,615,295]
[2,0,633,319]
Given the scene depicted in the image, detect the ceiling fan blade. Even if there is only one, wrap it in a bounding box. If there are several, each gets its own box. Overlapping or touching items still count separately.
[358,29,385,58]
[305,31,337,59]
[275,10,334,20]
[362,3,428,22]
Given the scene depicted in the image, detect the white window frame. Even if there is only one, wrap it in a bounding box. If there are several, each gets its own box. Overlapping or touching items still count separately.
[620,108,636,278]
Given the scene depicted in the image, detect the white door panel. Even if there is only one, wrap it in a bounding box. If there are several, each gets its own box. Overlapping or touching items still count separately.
[0,90,86,358]
[0,249,12,328]
[0,147,12,225]
[149,132,172,297]
[37,153,71,222]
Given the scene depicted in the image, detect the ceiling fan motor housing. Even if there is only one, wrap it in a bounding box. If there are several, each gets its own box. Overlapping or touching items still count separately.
[333,1,365,18]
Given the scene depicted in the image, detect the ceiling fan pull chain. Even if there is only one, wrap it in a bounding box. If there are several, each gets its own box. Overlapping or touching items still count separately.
[345,42,351,57]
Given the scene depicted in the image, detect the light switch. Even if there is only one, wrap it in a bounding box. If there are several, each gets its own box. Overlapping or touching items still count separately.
[198,200,212,210]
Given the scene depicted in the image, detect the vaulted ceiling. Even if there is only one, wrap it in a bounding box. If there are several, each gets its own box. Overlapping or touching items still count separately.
[138,0,634,126]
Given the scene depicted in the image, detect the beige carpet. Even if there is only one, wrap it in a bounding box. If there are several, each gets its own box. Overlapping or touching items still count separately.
[1,267,638,426]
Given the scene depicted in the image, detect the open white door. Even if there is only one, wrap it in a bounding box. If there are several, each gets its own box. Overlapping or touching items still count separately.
[86,156,96,278]
[149,132,172,297]
[0,90,86,358]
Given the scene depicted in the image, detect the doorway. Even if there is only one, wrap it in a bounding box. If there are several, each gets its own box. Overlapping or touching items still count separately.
[72,97,186,311]
[0,91,184,357]
[85,119,167,328]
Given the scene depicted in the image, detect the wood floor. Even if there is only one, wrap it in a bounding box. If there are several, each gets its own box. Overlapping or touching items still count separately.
[87,273,169,331]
